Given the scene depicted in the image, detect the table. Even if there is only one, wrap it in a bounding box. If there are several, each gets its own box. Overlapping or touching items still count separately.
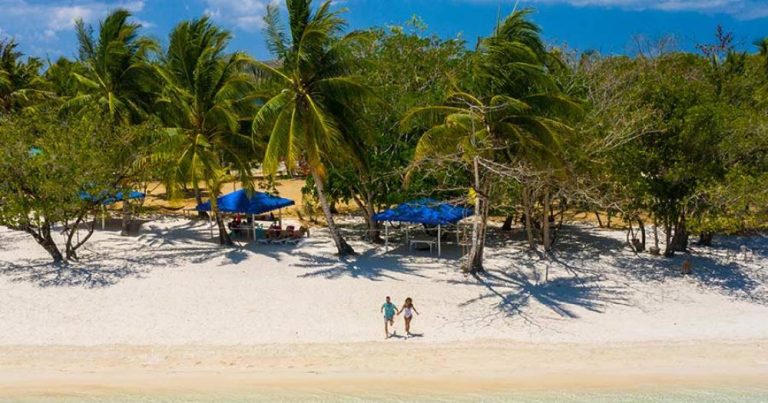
[409,239,437,254]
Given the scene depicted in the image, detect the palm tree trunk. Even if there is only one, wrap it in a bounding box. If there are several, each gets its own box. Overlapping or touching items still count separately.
[464,168,490,274]
[215,212,233,246]
[311,166,355,256]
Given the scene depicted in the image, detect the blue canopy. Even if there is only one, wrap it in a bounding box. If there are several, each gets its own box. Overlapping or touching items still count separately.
[79,190,145,205]
[196,189,295,215]
[372,198,473,226]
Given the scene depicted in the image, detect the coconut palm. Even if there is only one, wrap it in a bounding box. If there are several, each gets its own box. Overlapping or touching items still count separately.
[402,10,577,272]
[65,9,157,124]
[153,17,257,246]
[0,39,48,114]
[251,0,372,256]
[62,10,158,236]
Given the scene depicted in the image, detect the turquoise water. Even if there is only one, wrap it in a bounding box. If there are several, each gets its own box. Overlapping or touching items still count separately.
[6,387,768,402]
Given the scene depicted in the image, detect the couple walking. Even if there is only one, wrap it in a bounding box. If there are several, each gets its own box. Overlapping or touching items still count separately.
[381,296,419,339]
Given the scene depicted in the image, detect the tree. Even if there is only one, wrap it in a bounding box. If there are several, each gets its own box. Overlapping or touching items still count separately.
[252,0,373,256]
[0,110,156,263]
[402,10,576,272]
[0,39,48,114]
[66,9,157,124]
[312,19,467,243]
[154,17,257,245]
[64,9,158,236]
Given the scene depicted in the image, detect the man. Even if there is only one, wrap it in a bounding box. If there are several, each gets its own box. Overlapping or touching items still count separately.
[381,296,397,339]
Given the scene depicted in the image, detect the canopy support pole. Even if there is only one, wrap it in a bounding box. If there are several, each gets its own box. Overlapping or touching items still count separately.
[101,205,105,230]
[384,223,389,253]
[208,212,214,239]
[438,225,442,257]
[252,214,256,240]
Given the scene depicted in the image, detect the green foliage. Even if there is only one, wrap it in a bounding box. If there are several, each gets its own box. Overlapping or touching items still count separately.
[0,38,49,114]
[154,17,257,199]
[64,9,157,124]
[0,110,158,262]
[252,0,374,254]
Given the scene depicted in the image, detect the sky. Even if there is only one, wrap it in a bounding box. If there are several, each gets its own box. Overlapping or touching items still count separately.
[1,0,767,62]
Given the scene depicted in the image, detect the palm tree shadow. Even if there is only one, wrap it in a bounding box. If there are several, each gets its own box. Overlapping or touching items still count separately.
[291,246,431,282]
[450,270,630,325]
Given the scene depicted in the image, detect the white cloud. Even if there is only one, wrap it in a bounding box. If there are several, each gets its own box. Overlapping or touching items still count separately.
[203,0,279,32]
[0,0,148,43]
[519,0,768,20]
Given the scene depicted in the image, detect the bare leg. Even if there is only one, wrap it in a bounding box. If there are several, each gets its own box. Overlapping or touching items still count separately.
[405,317,412,335]
[384,320,389,339]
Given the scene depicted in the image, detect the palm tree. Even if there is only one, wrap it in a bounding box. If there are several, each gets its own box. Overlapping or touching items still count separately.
[402,10,576,273]
[66,9,157,123]
[251,0,372,256]
[0,39,48,114]
[64,9,157,236]
[154,17,257,246]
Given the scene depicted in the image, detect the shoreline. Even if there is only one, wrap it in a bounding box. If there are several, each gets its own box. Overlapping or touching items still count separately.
[2,340,767,397]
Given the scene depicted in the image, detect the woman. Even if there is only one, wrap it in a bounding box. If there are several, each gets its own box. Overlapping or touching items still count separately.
[398,297,419,337]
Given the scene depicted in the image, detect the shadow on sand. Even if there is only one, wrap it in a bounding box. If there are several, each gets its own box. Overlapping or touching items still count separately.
[0,220,232,288]
[450,269,630,326]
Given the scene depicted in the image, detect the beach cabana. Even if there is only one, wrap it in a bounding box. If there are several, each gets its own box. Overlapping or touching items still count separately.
[373,199,473,257]
[79,190,146,229]
[196,189,295,239]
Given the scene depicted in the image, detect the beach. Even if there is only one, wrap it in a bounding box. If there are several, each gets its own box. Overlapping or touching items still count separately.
[1,218,767,400]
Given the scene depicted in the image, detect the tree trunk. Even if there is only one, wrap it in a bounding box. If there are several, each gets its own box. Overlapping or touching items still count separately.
[558,197,567,227]
[627,218,635,252]
[501,215,514,231]
[606,209,613,229]
[698,232,714,246]
[663,216,674,257]
[464,158,488,274]
[66,217,97,261]
[120,199,131,236]
[594,211,604,228]
[649,216,660,255]
[311,166,355,256]
[465,183,489,274]
[522,187,536,250]
[671,211,688,252]
[542,191,552,252]
[637,218,646,252]
[351,190,382,243]
[215,212,234,246]
[25,223,64,264]
[64,209,97,261]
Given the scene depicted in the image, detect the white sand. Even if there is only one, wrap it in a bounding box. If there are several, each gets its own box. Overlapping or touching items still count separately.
[1,218,767,395]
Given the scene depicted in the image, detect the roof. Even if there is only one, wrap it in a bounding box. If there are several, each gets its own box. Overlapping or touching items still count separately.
[196,189,295,215]
[372,198,474,226]
[79,190,145,205]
